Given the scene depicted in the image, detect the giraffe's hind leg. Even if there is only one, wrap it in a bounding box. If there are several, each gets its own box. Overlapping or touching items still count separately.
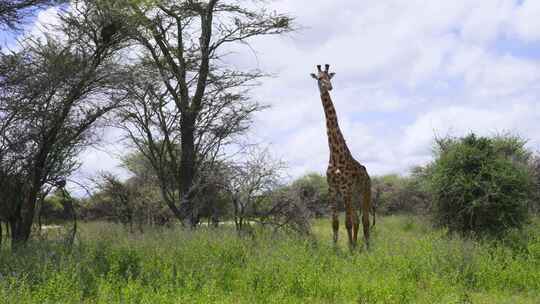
[352,185,361,244]
[362,187,372,249]
[344,193,356,248]
[352,207,359,244]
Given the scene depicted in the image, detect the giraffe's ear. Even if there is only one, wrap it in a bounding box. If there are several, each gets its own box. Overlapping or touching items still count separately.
[329,72,336,79]
[310,73,318,79]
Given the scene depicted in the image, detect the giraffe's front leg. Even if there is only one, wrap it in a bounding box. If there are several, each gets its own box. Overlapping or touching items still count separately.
[328,187,339,244]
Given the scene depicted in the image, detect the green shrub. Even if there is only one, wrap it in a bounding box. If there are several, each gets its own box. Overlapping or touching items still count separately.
[429,134,533,237]
[371,174,431,215]
[290,172,329,216]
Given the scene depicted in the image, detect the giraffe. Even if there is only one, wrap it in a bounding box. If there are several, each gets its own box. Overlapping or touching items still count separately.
[310,64,372,249]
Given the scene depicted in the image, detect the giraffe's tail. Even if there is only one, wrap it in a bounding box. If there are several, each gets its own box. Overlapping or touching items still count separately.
[371,202,376,228]
[370,188,377,229]
[364,186,374,229]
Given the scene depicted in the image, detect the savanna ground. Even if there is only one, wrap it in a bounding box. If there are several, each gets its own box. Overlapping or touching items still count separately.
[1,216,539,304]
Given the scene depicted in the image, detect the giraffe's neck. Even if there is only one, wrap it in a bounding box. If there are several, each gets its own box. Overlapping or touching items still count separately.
[320,91,350,160]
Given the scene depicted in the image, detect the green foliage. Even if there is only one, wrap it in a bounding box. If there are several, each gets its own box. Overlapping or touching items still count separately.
[1,217,539,303]
[120,148,163,183]
[290,173,329,216]
[291,173,328,194]
[39,191,81,222]
[371,173,430,215]
[526,155,540,214]
[81,149,178,226]
[429,133,533,237]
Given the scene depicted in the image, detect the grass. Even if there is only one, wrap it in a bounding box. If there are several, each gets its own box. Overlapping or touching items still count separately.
[0,215,539,303]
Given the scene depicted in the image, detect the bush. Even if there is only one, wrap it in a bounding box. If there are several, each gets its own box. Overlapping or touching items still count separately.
[527,155,540,214]
[290,173,329,217]
[429,134,533,237]
[371,174,430,215]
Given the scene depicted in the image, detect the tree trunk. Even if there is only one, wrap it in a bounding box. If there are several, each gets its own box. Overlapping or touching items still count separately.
[68,199,77,247]
[11,182,40,247]
[232,197,241,232]
[9,218,21,248]
[60,188,77,248]
[211,210,219,228]
[38,199,43,233]
[37,190,48,234]
[5,221,9,243]
[180,112,197,227]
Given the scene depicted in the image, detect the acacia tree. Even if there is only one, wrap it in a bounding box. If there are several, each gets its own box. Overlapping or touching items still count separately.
[218,148,311,234]
[0,2,128,245]
[221,148,282,231]
[114,0,293,226]
[88,166,173,229]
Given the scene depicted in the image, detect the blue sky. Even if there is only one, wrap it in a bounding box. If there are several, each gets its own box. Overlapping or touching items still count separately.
[4,0,540,186]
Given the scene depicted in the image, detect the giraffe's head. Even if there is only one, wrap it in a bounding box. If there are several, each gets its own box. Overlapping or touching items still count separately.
[310,64,336,94]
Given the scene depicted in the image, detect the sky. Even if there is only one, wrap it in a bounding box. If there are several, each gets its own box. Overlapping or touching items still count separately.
[3,0,540,188]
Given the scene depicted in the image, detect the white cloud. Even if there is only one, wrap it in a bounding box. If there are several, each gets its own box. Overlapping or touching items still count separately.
[243,0,540,178]
[3,6,65,51]
[511,0,540,42]
[401,102,540,158]
[28,6,63,38]
[447,47,540,99]
[10,0,540,184]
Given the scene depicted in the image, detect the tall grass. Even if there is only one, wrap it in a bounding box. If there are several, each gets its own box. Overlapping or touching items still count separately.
[1,216,539,303]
